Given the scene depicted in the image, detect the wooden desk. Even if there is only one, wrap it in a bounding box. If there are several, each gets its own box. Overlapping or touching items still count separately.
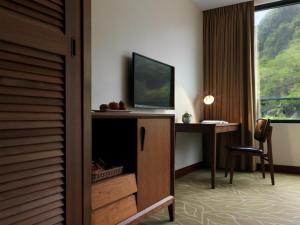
[175,123,240,189]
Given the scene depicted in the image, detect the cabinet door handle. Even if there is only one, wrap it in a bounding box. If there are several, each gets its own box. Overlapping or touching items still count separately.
[141,126,146,151]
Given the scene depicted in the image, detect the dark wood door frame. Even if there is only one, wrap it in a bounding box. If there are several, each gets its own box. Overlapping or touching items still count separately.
[82,0,92,225]
[66,0,92,224]
[66,1,82,224]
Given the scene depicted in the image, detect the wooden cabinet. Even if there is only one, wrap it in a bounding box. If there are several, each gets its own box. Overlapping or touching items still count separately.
[92,112,175,225]
[91,174,137,210]
[92,195,137,225]
[91,174,138,225]
[137,119,171,210]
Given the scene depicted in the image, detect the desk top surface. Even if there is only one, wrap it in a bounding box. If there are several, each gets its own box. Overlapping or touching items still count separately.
[175,122,239,126]
[175,122,240,133]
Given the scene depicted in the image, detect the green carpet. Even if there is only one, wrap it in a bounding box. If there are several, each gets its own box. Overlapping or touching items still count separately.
[140,170,300,225]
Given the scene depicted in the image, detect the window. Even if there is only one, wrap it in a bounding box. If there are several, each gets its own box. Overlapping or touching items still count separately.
[255,0,300,122]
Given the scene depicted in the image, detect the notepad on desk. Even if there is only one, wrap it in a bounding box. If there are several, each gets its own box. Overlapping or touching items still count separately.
[200,120,229,125]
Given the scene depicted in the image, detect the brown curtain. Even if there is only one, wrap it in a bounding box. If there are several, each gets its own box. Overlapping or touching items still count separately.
[203,1,256,170]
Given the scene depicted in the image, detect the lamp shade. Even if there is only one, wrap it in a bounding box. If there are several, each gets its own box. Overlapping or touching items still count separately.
[203,95,214,105]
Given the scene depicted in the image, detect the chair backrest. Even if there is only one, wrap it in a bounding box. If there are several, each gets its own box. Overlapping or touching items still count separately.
[254,118,270,143]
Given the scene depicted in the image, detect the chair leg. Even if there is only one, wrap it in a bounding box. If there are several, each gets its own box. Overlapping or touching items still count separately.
[266,126,274,185]
[269,159,275,185]
[229,152,235,184]
[260,155,265,179]
[225,150,229,178]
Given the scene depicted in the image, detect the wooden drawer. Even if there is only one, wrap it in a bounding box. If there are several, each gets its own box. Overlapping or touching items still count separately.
[91,195,137,225]
[91,174,137,210]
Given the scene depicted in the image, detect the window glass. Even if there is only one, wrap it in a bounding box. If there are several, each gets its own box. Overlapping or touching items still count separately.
[255,3,300,121]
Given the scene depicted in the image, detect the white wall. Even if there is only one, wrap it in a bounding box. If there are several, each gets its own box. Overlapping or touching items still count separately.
[270,124,300,166]
[255,0,275,5]
[255,0,300,167]
[92,0,203,170]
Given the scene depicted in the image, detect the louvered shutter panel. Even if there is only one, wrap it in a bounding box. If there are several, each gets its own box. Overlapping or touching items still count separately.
[0,0,81,224]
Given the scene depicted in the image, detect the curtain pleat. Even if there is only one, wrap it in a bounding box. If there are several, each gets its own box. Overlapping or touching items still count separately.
[203,1,256,170]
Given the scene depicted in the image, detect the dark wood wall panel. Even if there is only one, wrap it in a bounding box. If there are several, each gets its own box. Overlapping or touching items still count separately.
[0,135,63,146]
[0,0,86,224]
[0,150,64,165]
[1,179,63,200]
[0,0,65,31]
[0,196,63,218]
[0,157,63,174]
[0,128,63,138]
[0,69,63,85]
[0,41,64,63]
[0,142,63,156]
[12,207,64,225]
[0,61,64,77]
[0,96,64,106]
[0,121,64,130]
[1,201,64,224]
[0,26,66,225]
[0,105,63,112]
[0,52,64,70]
[0,172,64,193]
[0,78,63,91]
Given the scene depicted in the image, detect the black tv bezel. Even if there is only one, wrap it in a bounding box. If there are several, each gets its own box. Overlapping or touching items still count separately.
[132,52,175,109]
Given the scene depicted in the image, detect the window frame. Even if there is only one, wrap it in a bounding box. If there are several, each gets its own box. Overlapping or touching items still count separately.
[256,0,300,12]
[255,0,300,123]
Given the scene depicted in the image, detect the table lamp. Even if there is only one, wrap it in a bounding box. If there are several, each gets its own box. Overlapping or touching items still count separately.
[203,95,214,105]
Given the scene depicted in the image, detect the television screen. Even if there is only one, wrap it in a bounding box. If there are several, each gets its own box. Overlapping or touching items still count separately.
[133,53,175,109]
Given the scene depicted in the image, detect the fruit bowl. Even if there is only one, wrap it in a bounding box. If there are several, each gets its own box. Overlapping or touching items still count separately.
[105,109,131,112]
[98,100,129,112]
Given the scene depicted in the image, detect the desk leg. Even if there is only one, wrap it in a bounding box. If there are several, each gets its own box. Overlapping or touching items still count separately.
[209,127,216,189]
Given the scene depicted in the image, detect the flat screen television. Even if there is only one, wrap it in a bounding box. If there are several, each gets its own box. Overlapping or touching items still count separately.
[132,53,175,109]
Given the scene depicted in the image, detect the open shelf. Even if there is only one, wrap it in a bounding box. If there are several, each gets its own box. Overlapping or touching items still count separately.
[92,118,137,181]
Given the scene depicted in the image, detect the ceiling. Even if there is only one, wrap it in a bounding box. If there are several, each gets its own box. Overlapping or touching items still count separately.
[192,0,252,10]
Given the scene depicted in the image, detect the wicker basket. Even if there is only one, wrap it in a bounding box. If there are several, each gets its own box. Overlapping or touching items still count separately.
[92,166,123,183]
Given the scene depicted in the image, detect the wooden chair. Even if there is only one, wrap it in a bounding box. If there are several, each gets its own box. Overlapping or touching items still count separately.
[225,118,275,185]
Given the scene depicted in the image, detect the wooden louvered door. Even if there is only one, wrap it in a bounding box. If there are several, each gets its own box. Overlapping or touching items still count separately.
[0,1,83,225]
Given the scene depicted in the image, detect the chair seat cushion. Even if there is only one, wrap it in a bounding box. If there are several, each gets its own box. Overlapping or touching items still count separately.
[226,145,263,154]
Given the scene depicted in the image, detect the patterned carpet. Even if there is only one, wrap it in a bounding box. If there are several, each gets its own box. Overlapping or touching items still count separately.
[140,170,300,225]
